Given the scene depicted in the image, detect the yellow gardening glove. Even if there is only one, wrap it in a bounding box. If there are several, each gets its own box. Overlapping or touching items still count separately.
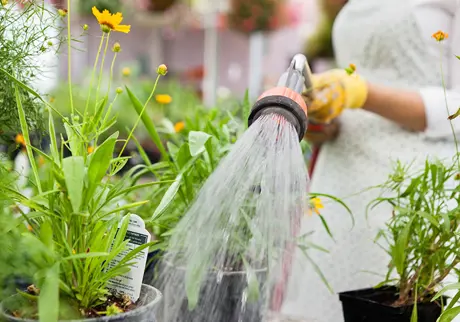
[303,69,368,124]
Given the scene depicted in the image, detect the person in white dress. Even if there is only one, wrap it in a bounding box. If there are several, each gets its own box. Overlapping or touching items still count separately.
[282,0,460,321]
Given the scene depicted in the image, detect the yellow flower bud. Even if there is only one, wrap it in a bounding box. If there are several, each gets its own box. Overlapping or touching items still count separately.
[112,42,121,53]
[116,87,123,94]
[83,24,89,31]
[122,67,131,77]
[101,24,111,33]
[58,9,68,17]
[157,64,168,76]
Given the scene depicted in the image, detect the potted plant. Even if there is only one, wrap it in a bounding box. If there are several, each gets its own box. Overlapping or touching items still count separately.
[0,0,62,147]
[227,0,289,34]
[0,2,168,321]
[340,157,456,321]
[147,0,176,12]
[338,30,457,322]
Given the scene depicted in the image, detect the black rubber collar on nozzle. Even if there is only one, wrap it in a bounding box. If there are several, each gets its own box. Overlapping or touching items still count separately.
[247,95,308,141]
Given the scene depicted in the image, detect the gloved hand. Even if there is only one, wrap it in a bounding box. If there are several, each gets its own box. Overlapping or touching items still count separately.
[303,69,368,123]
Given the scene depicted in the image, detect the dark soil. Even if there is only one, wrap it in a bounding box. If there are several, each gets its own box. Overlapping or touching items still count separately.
[84,293,138,318]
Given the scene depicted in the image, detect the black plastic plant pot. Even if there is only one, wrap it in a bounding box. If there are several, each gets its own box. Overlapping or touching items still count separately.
[339,286,446,322]
[0,284,162,322]
[158,262,267,322]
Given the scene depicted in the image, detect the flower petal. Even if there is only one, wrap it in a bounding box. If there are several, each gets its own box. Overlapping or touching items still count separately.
[115,24,131,33]
[92,6,102,22]
[111,12,124,26]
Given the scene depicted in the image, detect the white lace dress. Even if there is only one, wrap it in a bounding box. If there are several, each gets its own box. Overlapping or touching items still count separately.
[282,0,460,321]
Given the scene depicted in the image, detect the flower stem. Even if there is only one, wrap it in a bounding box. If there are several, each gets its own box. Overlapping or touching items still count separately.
[95,32,110,109]
[107,52,117,96]
[439,44,459,165]
[118,75,161,158]
[67,0,74,115]
[83,33,105,123]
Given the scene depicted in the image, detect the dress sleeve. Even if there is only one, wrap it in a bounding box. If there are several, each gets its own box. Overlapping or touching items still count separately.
[419,3,460,139]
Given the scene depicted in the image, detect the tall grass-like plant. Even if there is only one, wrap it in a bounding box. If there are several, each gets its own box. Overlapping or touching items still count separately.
[0,0,62,141]
[367,31,460,321]
[0,1,168,320]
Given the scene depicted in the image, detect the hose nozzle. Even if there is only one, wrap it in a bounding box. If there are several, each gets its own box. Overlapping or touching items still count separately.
[247,54,312,141]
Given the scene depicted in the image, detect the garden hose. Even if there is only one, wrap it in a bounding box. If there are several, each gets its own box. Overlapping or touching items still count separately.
[247,54,312,141]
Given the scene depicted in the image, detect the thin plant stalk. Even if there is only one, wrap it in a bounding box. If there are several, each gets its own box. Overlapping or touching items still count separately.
[118,74,162,158]
[67,0,74,115]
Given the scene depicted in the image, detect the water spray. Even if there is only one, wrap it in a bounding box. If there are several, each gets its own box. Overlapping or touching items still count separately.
[248,54,312,141]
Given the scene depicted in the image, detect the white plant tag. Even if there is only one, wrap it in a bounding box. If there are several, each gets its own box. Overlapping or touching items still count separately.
[106,214,150,302]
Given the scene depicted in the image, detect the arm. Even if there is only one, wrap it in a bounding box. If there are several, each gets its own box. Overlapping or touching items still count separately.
[363,2,460,138]
[363,84,427,132]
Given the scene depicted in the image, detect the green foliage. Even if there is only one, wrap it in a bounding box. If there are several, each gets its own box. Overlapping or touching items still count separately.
[368,158,460,306]
[0,1,62,140]
[126,87,246,253]
[78,0,123,15]
[0,3,167,320]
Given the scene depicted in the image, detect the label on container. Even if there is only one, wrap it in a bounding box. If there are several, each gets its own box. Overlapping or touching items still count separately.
[106,214,150,302]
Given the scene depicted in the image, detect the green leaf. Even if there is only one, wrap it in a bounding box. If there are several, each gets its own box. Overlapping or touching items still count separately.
[311,192,354,228]
[40,220,54,251]
[299,246,333,293]
[433,284,460,301]
[64,123,79,156]
[167,141,179,159]
[100,201,149,219]
[152,173,182,220]
[62,252,109,261]
[126,86,168,160]
[416,211,439,228]
[456,55,460,60]
[392,218,414,276]
[86,132,117,203]
[38,263,60,322]
[62,156,85,212]
[242,257,260,303]
[438,306,460,322]
[176,143,192,169]
[441,212,451,233]
[188,131,212,157]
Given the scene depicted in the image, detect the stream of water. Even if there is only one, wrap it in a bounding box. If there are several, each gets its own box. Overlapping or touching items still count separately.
[157,113,310,322]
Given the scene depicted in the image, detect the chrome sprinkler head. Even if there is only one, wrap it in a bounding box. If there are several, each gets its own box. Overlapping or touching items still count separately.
[247,54,312,141]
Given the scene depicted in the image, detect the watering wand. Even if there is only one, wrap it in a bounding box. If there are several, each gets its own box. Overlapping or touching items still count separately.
[247,54,313,141]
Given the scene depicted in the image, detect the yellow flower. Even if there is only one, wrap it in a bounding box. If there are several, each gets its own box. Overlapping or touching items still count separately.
[49,96,55,103]
[155,94,172,105]
[174,121,185,133]
[27,224,33,232]
[38,156,45,167]
[432,30,448,42]
[87,146,94,154]
[72,249,76,255]
[92,6,131,34]
[1,0,8,6]
[83,24,89,31]
[15,134,25,147]
[157,64,168,76]
[308,197,324,215]
[122,67,131,77]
